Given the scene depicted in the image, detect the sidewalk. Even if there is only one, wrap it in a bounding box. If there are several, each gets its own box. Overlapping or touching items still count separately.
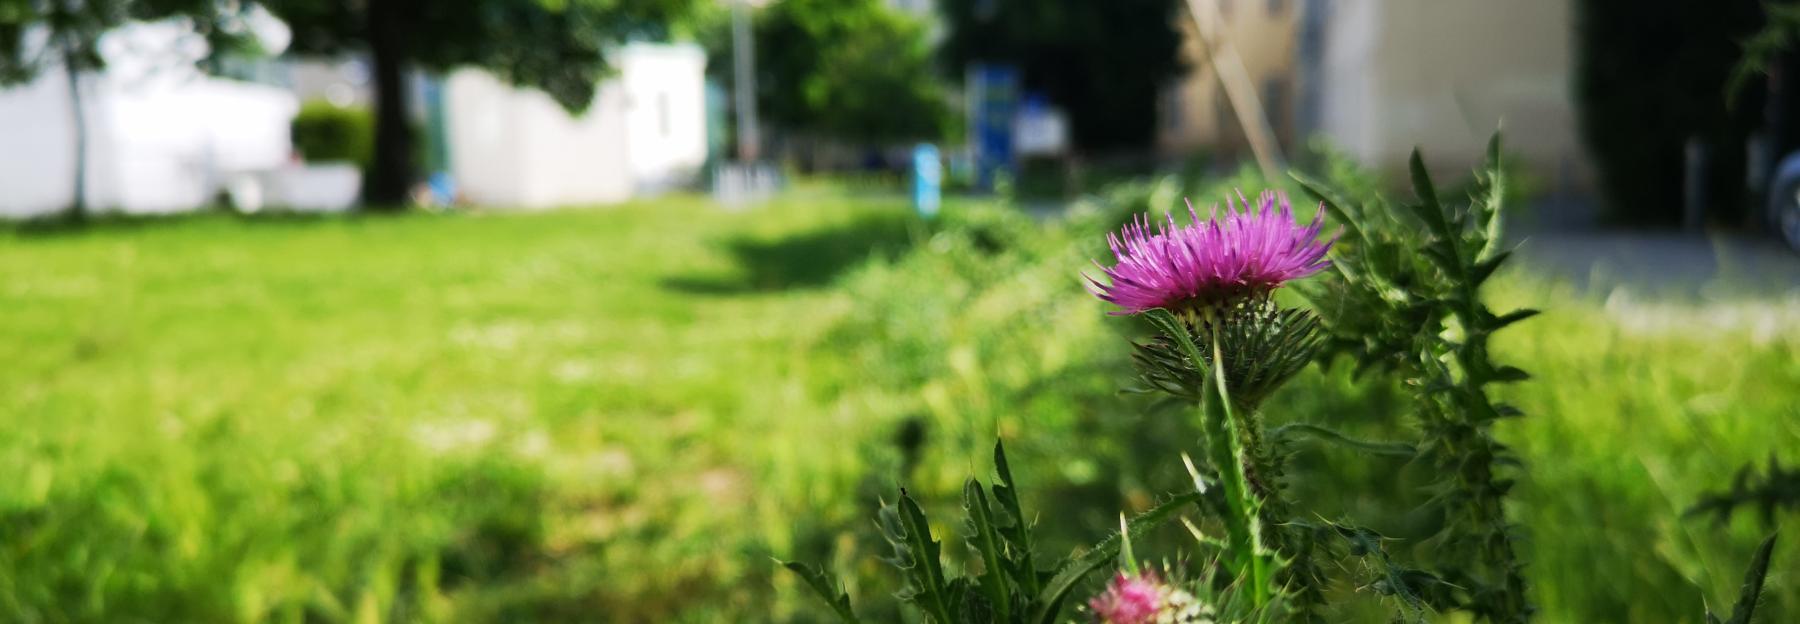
[1511,225,1800,298]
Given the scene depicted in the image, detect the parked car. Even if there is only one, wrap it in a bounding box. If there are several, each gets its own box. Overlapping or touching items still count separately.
[1766,151,1800,251]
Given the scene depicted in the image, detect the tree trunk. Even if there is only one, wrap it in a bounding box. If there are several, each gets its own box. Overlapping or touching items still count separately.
[365,0,414,209]
[62,40,88,221]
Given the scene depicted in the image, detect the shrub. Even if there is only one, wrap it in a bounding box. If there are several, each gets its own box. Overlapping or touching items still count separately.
[291,101,374,167]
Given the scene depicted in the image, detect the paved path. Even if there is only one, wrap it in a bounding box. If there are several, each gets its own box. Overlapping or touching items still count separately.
[1511,226,1800,297]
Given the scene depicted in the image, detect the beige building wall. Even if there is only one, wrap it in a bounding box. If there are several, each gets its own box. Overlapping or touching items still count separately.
[1159,0,1302,160]
[1317,0,1585,189]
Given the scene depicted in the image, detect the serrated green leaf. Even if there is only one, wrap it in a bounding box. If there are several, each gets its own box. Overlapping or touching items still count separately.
[1407,149,1450,238]
[779,560,861,624]
[991,441,1041,598]
[1471,250,1513,285]
[879,491,956,623]
[1479,131,1508,261]
[962,479,1012,620]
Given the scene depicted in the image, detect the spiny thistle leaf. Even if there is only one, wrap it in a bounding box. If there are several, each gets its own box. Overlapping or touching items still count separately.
[1406,149,1451,239]
[1300,132,1534,622]
[1312,519,1462,619]
[779,560,862,623]
[1490,308,1542,330]
[1470,250,1513,285]
[1477,132,1508,262]
[1270,422,1416,459]
[878,490,957,622]
[990,441,1044,598]
[1488,366,1531,384]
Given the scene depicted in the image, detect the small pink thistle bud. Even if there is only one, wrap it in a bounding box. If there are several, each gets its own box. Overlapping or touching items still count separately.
[1088,572,1167,624]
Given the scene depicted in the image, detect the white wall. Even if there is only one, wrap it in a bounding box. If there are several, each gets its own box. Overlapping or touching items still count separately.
[0,70,82,217]
[1316,0,1584,187]
[445,69,634,208]
[617,43,709,192]
[444,42,708,209]
[0,22,297,219]
[1315,0,1384,165]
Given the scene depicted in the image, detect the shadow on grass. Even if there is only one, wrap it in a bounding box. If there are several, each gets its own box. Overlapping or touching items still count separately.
[662,212,920,293]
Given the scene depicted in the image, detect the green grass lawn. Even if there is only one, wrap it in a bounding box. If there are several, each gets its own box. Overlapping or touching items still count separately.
[1,194,1796,622]
[0,196,927,621]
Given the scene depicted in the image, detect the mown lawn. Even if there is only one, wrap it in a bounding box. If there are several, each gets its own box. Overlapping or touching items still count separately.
[0,196,928,621]
[1,193,1795,622]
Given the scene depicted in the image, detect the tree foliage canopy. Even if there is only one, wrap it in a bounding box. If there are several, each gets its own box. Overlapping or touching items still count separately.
[3,0,702,207]
[0,0,262,83]
[1575,0,1765,225]
[266,0,698,204]
[750,0,950,145]
[270,0,694,115]
[937,0,1184,152]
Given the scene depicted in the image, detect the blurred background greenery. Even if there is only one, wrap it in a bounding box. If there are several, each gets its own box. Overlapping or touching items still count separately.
[4,0,1800,621]
[3,166,1795,621]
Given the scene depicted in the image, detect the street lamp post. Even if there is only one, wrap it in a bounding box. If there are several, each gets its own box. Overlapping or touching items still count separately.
[731,0,759,163]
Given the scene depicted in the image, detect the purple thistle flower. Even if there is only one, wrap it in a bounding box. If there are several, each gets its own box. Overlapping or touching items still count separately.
[1088,572,1167,624]
[1087,190,1334,315]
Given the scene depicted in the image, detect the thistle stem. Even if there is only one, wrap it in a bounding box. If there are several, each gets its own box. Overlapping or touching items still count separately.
[1201,325,1275,609]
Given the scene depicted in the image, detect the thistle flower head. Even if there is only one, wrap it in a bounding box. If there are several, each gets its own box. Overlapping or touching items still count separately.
[1088,191,1334,315]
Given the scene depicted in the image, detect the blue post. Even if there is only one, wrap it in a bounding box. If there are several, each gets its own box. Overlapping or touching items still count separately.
[913,143,942,218]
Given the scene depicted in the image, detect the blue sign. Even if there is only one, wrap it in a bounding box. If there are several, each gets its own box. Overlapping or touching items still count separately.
[968,63,1019,192]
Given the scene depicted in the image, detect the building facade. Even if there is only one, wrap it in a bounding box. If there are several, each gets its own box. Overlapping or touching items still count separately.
[1158,0,1302,162]
[1313,0,1583,188]
[1160,0,1586,193]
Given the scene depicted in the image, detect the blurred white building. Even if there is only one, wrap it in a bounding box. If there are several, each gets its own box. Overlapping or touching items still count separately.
[0,22,297,219]
[444,43,709,208]
[1,26,709,217]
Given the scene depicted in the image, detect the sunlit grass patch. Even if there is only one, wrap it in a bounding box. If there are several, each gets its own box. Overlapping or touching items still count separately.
[1,193,1795,621]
